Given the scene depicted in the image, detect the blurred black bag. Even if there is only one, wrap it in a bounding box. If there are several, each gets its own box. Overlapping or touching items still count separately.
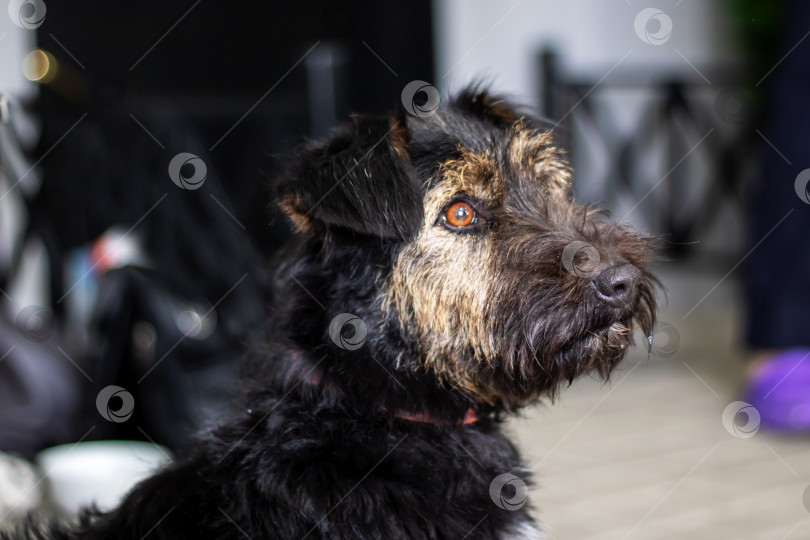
[0,95,82,457]
[56,118,277,451]
[3,99,277,451]
[0,317,81,457]
[89,265,265,450]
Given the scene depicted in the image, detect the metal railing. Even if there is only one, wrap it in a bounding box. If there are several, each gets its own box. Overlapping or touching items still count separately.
[540,50,757,256]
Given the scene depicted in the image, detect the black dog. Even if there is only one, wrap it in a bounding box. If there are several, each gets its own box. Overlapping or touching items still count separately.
[10,85,657,539]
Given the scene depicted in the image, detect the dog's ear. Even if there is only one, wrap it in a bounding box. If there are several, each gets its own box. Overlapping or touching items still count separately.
[277,114,423,241]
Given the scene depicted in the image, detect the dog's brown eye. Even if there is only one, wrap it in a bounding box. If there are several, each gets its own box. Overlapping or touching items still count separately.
[444,202,475,228]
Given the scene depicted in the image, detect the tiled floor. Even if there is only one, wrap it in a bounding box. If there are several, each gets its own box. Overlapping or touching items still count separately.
[509,263,810,539]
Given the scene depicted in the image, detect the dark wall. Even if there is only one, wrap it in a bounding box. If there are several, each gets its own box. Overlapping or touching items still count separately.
[23,1,434,448]
[35,0,435,282]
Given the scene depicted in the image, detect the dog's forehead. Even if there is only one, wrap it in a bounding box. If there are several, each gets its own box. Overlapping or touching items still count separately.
[409,108,504,156]
[408,109,562,197]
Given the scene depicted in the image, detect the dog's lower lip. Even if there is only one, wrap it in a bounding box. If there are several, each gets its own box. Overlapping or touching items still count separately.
[605,320,632,337]
[607,320,627,332]
[559,320,631,351]
[589,321,627,338]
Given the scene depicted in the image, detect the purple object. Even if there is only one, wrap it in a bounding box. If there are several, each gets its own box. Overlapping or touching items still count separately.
[743,349,810,433]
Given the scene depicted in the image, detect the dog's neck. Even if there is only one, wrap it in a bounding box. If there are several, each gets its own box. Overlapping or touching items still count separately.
[304,365,480,426]
[262,242,493,424]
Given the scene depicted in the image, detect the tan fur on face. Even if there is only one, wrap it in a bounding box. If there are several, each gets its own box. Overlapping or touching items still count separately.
[505,125,571,197]
[382,134,545,402]
[436,147,504,201]
[385,187,498,401]
[382,128,582,405]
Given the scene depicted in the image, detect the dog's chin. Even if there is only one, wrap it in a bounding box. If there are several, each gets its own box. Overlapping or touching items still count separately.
[472,322,634,408]
[553,317,631,353]
[544,319,636,385]
[469,297,656,407]
[565,307,657,370]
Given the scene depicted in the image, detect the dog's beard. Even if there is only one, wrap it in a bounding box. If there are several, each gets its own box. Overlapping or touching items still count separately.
[493,274,657,403]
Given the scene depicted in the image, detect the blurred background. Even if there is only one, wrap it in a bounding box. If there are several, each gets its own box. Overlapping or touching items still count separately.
[0,0,808,538]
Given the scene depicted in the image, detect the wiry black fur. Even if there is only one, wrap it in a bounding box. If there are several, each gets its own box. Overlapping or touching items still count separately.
[5,86,657,539]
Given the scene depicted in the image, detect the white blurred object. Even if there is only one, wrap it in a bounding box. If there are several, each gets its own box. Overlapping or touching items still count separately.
[61,227,150,352]
[37,440,171,516]
[0,453,41,526]
[1,93,46,317]
[88,226,150,273]
[0,6,36,100]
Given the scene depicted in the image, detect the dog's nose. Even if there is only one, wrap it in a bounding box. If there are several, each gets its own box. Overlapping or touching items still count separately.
[593,263,641,307]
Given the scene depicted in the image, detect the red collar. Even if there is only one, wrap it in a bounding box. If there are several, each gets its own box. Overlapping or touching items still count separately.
[307,372,479,426]
[389,407,479,426]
